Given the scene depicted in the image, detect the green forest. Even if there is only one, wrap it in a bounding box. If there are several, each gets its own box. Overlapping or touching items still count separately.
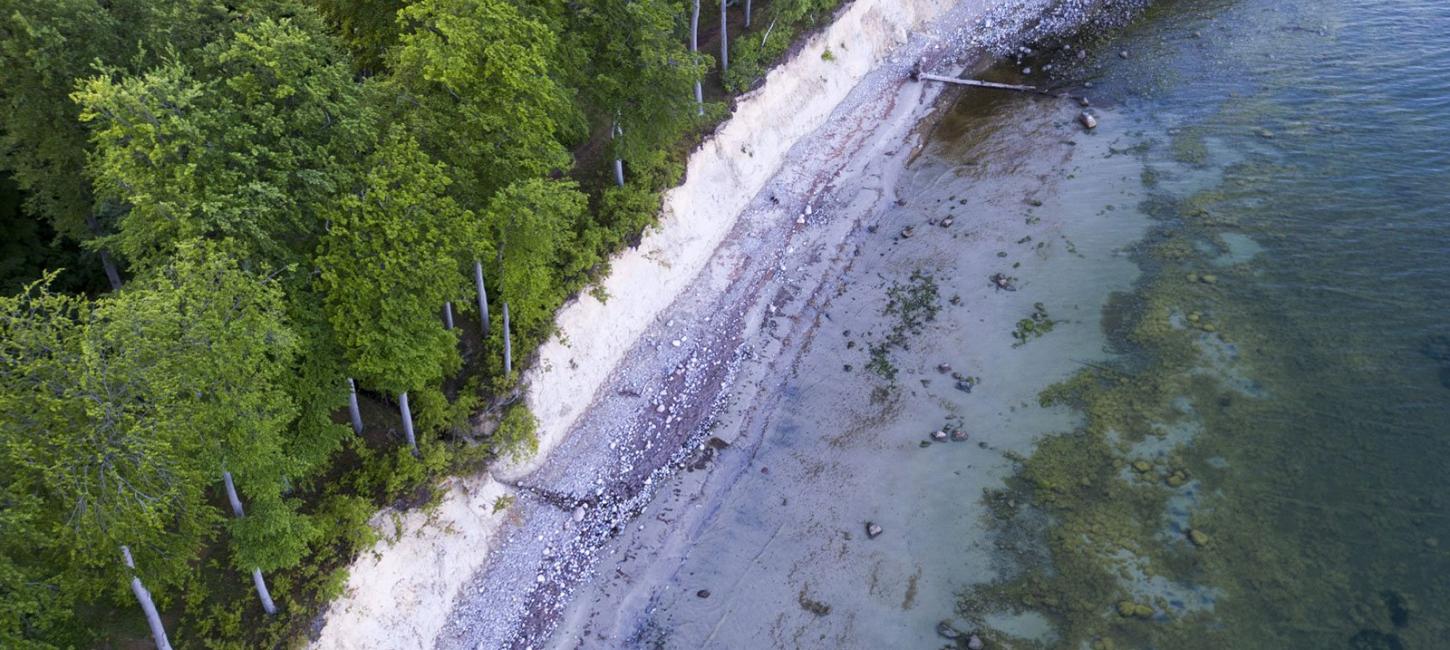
[0,0,840,647]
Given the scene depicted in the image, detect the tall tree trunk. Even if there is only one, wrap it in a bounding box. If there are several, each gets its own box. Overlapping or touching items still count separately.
[502,302,513,375]
[121,546,173,650]
[691,0,700,51]
[745,0,752,27]
[691,0,704,115]
[346,378,364,434]
[85,213,123,290]
[222,471,278,615]
[398,391,418,454]
[473,260,491,337]
[612,122,625,187]
[720,0,729,74]
[443,301,455,330]
[250,569,277,615]
[98,249,124,291]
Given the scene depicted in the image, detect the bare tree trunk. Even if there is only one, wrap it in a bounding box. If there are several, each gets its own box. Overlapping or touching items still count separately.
[612,122,625,187]
[473,260,490,337]
[121,546,173,650]
[691,0,700,50]
[222,471,245,516]
[398,391,418,454]
[251,569,276,615]
[99,249,123,291]
[222,471,278,615]
[346,378,364,434]
[443,301,455,330]
[692,0,704,115]
[502,302,513,375]
[85,213,123,290]
[720,0,729,74]
[745,0,752,27]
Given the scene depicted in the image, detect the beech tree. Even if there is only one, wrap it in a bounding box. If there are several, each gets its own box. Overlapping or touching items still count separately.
[0,275,213,646]
[486,178,589,347]
[0,0,205,289]
[390,0,583,209]
[136,242,311,614]
[74,12,366,273]
[317,129,473,450]
[569,0,708,180]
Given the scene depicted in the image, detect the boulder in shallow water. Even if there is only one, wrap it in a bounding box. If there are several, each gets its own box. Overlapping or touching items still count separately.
[936,620,961,639]
[1188,528,1210,547]
[967,634,985,650]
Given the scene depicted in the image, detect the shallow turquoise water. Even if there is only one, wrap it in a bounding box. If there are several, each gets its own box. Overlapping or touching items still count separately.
[975,0,1450,646]
[538,1,1450,646]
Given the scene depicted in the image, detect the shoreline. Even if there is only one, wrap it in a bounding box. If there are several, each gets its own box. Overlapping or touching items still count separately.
[311,1,1123,647]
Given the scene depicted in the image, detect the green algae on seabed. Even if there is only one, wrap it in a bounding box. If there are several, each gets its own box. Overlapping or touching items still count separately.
[956,142,1447,648]
[865,271,941,383]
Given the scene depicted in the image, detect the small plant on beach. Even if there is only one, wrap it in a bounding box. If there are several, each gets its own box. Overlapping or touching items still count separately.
[491,403,540,462]
[821,48,835,61]
[491,494,516,514]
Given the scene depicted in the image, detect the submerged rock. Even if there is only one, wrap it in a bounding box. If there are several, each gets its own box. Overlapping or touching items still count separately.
[967,634,985,650]
[1116,600,1154,619]
[1188,528,1210,547]
[936,620,961,639]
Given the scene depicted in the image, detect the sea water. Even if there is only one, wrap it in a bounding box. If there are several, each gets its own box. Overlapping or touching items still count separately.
[547,0,1450,647]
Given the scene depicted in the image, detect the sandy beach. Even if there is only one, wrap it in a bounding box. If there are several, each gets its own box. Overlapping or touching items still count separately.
[311,1,1141,647]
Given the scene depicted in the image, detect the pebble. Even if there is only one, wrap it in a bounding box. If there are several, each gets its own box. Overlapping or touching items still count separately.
[940,217,954,227]
[1079,96,1091,107]
[1119,50,1130,59]
[1188,529,1210,547]
[900,226,915,239]
[936,620,961,640]
[937,363,953,374]
[968,635,985,650]
[866,522,883,539]
[950,429,970,442]
[697,589,711,598]
[1079,112,1098,130]
[931,430,949,442]
[573,506,586,522]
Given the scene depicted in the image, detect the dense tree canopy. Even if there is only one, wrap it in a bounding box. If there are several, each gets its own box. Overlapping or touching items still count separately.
[0,0,827,644]
[317,129,471,396]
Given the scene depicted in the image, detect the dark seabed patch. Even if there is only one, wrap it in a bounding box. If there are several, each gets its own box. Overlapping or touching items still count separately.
[964,0,1450,647]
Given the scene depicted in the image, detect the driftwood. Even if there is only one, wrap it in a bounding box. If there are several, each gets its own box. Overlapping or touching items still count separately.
[914,72,1041,93]
[910,61,1084,102]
